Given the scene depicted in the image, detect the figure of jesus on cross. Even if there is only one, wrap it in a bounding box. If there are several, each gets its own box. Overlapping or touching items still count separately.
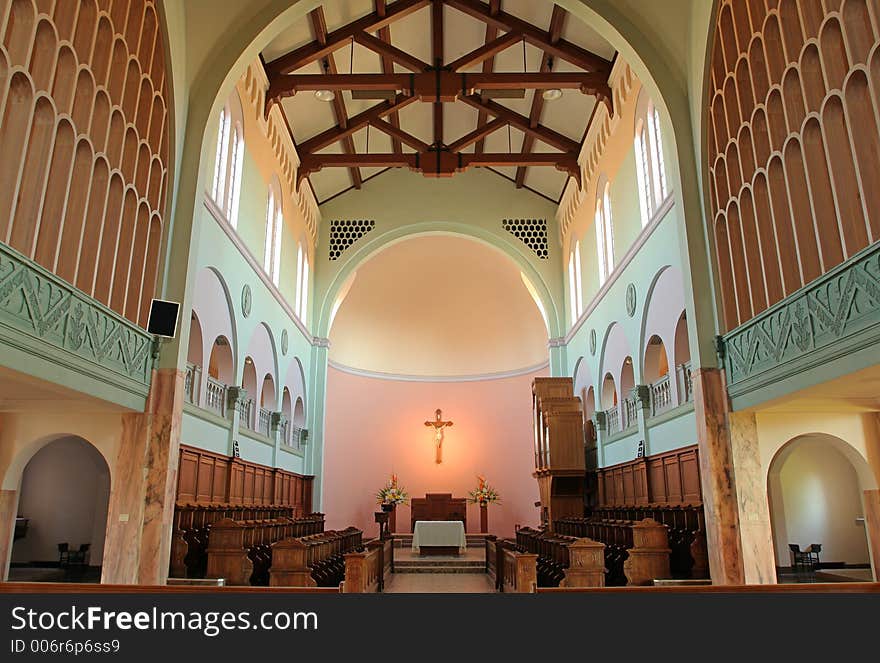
[424,408,453,464]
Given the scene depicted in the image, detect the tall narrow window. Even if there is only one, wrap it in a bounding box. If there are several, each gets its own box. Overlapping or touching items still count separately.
[299,259,309,325]
[294,244,304,315]
[209,94,245,228]
[634,122,652,225]
[212,108,230,201]
[263,182,283,285]
[596,182,615,286]
[568,252,577,323]
[634,96,670,226]
[649,106,667,201]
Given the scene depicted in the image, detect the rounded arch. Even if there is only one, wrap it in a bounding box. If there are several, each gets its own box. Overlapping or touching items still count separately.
[639,264,686,383]
[283,355,307,412]
[281,387,293,420]
[316,224,561,339]
[186,310,204,368]
[767,433,876,574]
[260,373,276,409]
[170,0,714,371]
[2,433,114,492]
[191,266,238,377]
[292,396,305,427]
[9,435,111,575]
[242,321,278,397]
[598,321,632,395]
[601,372,617,410]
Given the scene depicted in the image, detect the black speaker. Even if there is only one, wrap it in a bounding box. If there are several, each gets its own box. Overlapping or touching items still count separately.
[147,299,180,338]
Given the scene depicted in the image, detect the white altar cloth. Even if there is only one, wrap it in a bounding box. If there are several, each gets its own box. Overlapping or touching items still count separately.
[411,520,466,552]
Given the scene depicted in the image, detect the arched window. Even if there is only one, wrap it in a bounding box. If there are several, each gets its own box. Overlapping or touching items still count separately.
[596,182,614,285]
[211,94,244,228]
[568,241,583,322]
[294,243,310,324]
[634,96,669,225]
[263,180,283,285]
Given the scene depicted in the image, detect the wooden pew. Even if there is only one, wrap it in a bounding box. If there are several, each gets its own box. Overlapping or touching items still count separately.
[269,527,363,588]
[171,503,324,579]
[342,538,393,593]
[515,527,607,588]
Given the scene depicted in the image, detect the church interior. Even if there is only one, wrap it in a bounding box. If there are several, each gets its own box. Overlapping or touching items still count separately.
[0,0,879,595]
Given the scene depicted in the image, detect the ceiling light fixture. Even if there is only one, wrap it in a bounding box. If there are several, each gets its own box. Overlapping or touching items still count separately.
[314,89,336,102]
[542,88,563,101]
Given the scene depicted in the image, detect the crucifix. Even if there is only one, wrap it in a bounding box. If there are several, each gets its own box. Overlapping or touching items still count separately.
[424,408,453,464]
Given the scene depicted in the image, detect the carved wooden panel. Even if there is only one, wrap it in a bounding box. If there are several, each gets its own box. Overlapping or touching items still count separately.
[598,445,701,507]
[708,0,880,332]
[175,445,313,511]
[0,0,171,327]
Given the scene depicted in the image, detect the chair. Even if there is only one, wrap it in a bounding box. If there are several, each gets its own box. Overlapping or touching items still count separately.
[804,544,821,570]
[69,544,90,566]
[788,543,812,574]
[57,543,70,567]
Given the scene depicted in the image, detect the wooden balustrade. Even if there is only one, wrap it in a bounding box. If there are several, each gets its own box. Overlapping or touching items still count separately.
[342,538,393,593]
[170,503,323,579]
[269,527,363,588]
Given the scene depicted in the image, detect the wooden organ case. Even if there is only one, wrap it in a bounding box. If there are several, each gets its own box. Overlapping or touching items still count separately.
[532,377,588,528]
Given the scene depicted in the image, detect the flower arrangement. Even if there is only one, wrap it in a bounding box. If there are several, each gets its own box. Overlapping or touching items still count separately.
[376,474,409,506]
[468,475,501,507]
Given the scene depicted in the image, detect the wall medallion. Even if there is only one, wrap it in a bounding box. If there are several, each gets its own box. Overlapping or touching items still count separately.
[626,283,637,317]
[589,329,597,356]
[281,329,289,356]
[241,284,252,318]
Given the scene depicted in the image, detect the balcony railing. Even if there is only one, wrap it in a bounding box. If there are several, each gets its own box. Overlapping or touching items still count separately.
[239,398,255,429]
[622,396,639,430]
[258,408,272,437]
[184,363,201,404]
[650,374,672,415]
[205,377,227,416]
[676,362,693,403]
[605,407,620,434]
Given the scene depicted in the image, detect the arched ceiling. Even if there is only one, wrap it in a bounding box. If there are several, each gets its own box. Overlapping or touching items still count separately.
[261,0,616,203]
[328,235,548,376]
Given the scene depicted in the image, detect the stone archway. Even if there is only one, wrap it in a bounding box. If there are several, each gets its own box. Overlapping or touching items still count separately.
[8,436,110,583]
[767,433,875,582]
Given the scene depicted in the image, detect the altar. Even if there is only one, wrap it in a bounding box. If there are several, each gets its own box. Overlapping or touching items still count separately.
[411,520,466,556]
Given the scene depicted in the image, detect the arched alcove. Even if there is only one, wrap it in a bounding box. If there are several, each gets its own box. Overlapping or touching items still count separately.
[260,373,276,409]
[601,373,617,410]
[293,397,305,427]
[186,311,204,404]
[208,336,234,383]
[768,434,873,579]
[241,357,258,428]
[10,436,110,583]
[643,335,668,383]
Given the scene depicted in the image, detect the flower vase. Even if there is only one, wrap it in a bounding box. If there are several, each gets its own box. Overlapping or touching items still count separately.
[480,503,488,533]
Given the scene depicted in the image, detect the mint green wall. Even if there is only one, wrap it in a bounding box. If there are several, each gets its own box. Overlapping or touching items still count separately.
[564,204,697,468]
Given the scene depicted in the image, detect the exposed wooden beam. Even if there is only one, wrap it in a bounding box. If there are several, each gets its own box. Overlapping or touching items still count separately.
[299,150,580,184]
[270,71,607,97]
[310,8,361,188]
[267,0,431,74]
[446,116,507,152]
[447,30,522,71]
[298,94,418,155]
[443,0,611,73]
[460,94,579,153]
[432,0,443,146]
[375,0,402,154]
[353,31,431,72]
[516,4,565,188]
[369,117,430,152]
[475,0,501,155]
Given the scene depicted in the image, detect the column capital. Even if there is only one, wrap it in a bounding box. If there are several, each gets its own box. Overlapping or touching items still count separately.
[313,337,331,348]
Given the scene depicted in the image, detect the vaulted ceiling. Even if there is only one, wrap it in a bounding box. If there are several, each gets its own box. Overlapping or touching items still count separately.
[261,0,616,203]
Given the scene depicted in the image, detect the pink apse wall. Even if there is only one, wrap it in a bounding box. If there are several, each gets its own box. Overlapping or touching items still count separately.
[322,366,546,538]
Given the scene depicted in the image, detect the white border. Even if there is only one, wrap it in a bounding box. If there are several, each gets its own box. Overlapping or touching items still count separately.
[327,359,550,383]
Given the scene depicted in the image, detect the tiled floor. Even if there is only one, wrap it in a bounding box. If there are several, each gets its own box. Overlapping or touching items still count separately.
[383,573,496,593]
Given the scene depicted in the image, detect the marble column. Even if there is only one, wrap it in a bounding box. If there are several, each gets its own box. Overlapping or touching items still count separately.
[864,489,880,581]
[102,368,184,585]
[0,489,18,580]
[728,411,776,584]
[691,367,745,585]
